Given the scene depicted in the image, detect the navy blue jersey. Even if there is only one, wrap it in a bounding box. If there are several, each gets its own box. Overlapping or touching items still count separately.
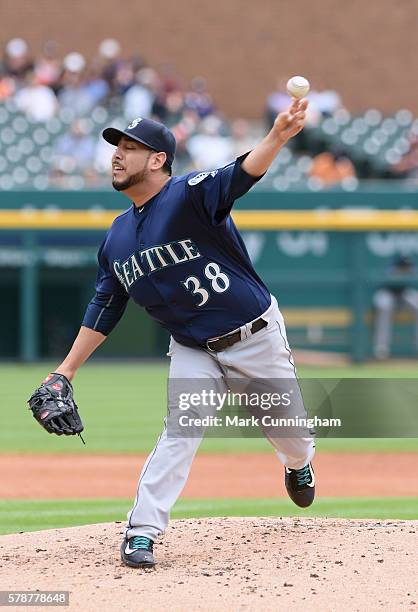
[83,154,271,347]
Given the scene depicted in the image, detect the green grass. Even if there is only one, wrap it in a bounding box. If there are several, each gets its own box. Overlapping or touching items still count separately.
[1,497,416,535]
[1,362,417,454]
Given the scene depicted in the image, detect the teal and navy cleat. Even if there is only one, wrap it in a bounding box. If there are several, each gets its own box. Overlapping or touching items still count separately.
[285,462,315,508]
[120,535,155,568]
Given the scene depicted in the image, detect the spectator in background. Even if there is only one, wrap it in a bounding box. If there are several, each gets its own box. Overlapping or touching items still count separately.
[95,38,147,104]
[309,148,356,186]
[111,59,136,97]
[15,70,57,122]
[57,52,100,116]
[185,76,214,118]
[309,88,342,117]
[187,114,233,169]
[97,38,122,88]
[373,256,418,360]
[123,67,158,120]
[170,108,199,172]
[2,38,33,82]
[266,77,290,127]
[34,40,61,91]
[0,65,15,100]
[83,63,109,108]
[164,90,185,126]
[148,63,183,122]
[51,118,96,182]
[158,63,182,97]
[230,118,257,157]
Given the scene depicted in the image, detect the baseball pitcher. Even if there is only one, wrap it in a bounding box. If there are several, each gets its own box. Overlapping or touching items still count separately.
[29,98,315,569]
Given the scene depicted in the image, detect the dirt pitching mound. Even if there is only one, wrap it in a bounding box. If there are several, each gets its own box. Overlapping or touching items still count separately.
[1,518,416,612]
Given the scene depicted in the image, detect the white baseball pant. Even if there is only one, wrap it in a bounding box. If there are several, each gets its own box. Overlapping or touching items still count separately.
[125,295,315,540]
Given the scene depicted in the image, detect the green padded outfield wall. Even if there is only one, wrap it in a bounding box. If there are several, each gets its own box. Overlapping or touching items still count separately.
[1,185,418,210]
[1,188,418,361]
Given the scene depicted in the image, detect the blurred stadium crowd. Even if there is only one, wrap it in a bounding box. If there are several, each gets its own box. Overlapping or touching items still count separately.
[1,36,418,191]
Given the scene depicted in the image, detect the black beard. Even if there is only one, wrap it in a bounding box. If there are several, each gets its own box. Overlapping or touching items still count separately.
[112,169,147,192]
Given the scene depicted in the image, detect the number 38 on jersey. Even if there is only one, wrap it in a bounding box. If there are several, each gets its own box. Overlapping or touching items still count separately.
[181,262,230,307]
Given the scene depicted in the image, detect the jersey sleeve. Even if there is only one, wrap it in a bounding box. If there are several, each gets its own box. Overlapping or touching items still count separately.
[186,152,264,225]
[81,236,129,335]
[93,235,128,296]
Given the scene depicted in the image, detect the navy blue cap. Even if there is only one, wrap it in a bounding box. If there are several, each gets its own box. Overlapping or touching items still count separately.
[102,117,176,167]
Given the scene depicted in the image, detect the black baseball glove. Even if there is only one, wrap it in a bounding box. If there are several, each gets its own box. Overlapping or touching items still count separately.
[28,373,84,438]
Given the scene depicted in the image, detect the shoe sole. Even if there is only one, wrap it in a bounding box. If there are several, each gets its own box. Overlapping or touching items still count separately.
[121,556,156,569]
[285,486,315,508]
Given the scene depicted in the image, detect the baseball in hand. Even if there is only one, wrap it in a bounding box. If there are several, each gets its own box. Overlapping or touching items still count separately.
[286,76,310,99]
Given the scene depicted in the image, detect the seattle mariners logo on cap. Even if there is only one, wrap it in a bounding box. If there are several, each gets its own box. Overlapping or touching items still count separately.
[127,118,143,130]
[102,117,176,167]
